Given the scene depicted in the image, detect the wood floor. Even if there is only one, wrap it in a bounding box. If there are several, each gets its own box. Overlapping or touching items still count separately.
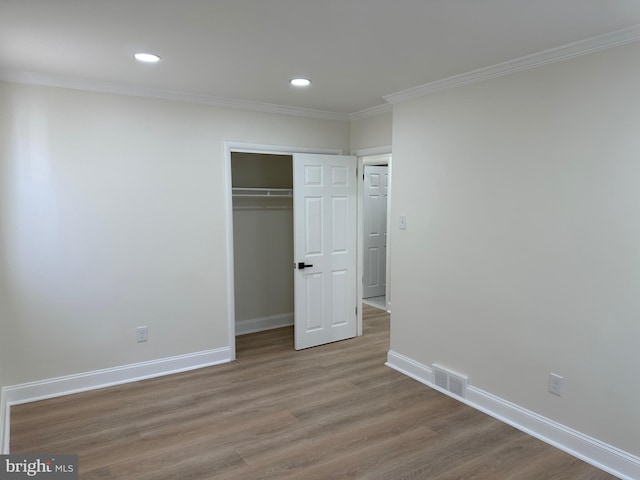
[11,305,614,480]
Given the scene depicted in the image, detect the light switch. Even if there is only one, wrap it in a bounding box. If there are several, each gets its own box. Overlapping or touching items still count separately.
[399,214,407,230]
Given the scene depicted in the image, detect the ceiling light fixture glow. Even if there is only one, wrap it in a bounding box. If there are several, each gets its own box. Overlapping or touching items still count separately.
[290,78,311,87]
[134,53,161,63]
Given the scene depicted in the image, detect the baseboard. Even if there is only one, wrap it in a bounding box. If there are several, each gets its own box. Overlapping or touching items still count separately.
[386,350,640,480]
[236,313,293,336]
[0,347,232,453]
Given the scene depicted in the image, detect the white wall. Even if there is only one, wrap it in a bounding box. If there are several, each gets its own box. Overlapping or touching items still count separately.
[0,82,349,387]
[0,84,12,451]
[233,204,293,323]
[0,86,9,378]
[350,111,392,152]
[390,41,640,458]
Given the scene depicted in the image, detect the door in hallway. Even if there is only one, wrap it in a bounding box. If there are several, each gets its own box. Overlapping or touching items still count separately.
[363,165,388,299]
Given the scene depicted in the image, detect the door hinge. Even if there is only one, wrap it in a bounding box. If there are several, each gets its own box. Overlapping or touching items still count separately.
[355,306,358,315]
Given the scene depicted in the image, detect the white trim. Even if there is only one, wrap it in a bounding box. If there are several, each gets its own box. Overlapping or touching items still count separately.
[3,348,231,408]
[384,157,392,312]
[0,70,349,122]
[384,24,640,105]
[362,154,391,166]
[225,142,342,156]
[224,142,237,361]
[386,350,640,480]
[358,154,392,319]
[0,390,8,454]
[356,157,364,336]
[235,313,294,336]
[4,24,640,120]
[351,145,392,158]
[0,348,230,454]
[349,103,393,121]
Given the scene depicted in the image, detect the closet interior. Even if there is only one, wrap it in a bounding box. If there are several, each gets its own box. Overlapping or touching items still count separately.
[231,152,294,337]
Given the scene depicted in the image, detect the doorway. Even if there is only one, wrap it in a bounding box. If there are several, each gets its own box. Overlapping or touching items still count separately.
[230,152,294,337]
[224,143,358,359]
[360,154,391,312]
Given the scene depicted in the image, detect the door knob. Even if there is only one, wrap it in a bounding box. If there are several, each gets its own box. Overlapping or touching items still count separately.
[298,262,314,269]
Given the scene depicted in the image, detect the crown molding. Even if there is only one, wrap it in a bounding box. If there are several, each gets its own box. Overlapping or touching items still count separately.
[349,103,393,121]
[351,145,392,157]
[0,70,350,122]
[5,24,639,119]
[384,24,640,105]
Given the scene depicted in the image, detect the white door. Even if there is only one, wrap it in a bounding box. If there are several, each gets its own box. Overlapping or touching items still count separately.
[293,153,357,350]
[363,165,388,299]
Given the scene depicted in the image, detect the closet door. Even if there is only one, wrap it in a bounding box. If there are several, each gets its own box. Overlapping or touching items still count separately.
[293,153,357,350]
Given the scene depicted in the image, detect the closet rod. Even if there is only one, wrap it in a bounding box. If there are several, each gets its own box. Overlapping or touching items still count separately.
[232,187,293,198]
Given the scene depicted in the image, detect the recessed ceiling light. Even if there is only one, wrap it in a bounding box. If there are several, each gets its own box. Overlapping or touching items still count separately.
[290,78,311,87]
[134,53,161,63]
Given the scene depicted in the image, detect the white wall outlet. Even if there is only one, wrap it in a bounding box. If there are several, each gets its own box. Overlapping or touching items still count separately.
[399,214,407,230]
[136,326,148,343]
[549,373,564,396]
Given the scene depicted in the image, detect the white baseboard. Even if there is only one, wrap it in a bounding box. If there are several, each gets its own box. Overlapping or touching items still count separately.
[0,347,232,454]
[386,350,640,480]
[236,313,293,336]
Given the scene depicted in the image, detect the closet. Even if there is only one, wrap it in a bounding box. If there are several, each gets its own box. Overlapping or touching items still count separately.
[231,152,294,337]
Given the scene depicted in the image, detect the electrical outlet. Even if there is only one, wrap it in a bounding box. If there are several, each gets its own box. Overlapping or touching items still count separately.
[136,326,148,343]
[549,373,564,396]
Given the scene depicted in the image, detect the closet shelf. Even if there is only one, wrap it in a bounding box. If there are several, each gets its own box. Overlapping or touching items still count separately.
[232,187,293,198]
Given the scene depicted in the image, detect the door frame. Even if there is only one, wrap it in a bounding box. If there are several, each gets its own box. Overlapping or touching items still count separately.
[353,146,392,336]
[224,142,344,360]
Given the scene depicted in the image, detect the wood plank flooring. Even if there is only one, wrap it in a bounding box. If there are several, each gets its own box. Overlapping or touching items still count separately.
[10,305,615,479]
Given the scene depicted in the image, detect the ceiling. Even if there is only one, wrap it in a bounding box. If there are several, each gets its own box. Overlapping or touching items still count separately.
[2,0,640,117]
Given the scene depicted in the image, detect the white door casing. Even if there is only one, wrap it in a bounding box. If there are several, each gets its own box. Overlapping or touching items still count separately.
[293,153,357,350]
[363,165,388,299]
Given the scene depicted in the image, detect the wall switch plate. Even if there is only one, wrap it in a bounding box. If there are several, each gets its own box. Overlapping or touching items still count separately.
[399,214,407,230]
[549,373,564,396]
[136,326,148,343]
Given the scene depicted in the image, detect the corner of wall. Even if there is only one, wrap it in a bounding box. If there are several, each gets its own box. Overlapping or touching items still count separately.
[0,388,8,454]
[386,350,640,480]
[349,110,393,154]
[0,346,233,455]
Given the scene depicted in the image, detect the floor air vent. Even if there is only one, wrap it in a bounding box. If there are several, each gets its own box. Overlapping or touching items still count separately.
[432,364,468,398]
